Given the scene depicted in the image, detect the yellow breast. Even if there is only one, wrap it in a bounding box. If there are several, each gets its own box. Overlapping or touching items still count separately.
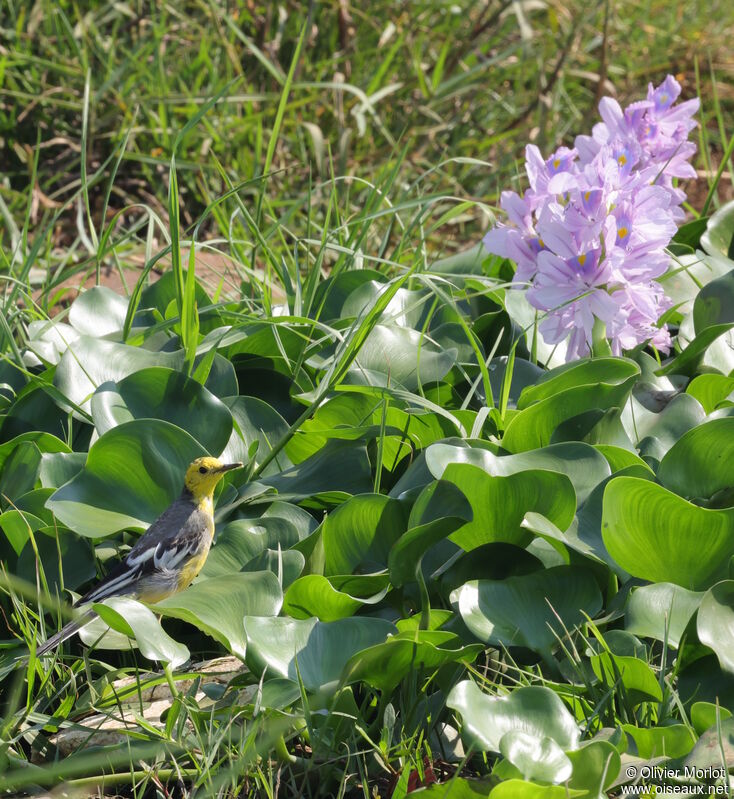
[175,548,210,591]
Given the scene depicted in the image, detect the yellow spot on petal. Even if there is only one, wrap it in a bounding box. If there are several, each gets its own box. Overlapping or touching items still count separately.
[577,254,587,266]
[538,238,545,248]
[617,154,627,166]
[618,226,629,240]
[660,93,668,103]
[584,191,591,201]
[552,158,560,169]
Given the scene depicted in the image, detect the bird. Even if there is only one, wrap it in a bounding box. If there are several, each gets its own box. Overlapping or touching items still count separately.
[36,456,243,656]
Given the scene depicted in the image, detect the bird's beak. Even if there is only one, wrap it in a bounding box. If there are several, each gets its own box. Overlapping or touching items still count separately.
[217,462,243,473]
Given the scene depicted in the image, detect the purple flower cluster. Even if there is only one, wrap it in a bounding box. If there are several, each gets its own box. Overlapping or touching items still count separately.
[483,75,699,360]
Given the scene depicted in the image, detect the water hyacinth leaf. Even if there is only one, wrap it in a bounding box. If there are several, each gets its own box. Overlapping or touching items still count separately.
[447,681,580,753]
[0,432,70,474]
[501,367,638,452]
[594,444,653,474]
[156,571,282,659]
[138,269,212,318]
[566,740,621,799]
[243,615,396,692]
[440,464,576,550]
[658,418,734,501]
[47,419,207,536]
[17,528,96,593]
[687,374,734,413]
[242,548,304,588]
[68,286,129,337]
[342,282,430,330]
[499,730,572,784]
[321,493,409,575]
[693,267,734,333]
[283,573,390,621]
[425,441,609,506]
[39,452,87,489]
[263,440,373,505]
[625,583,703,648]
[54,337,184,412]
[622,724,696,759]
[657,322,734,377]
[220,395,291,474]
[93,596,190,668]
[310,268,387,321]
[488,356,545,410]
[632,393,706,462]
[91,367,233,455]
[439,543,543,593]
[550,407,634,449]
[416,778,498,798]
[602,477,734,589]
[516,358,640,409]
[451,566,602,655]
[697,581,734,675]
[344,631,482,694]
[590,652,662,704]
[1,385,72,442]
[389,479,473,587]
[342,323,456,392]
[690,702,733,736]
[700,199,734,260]
[202,505,312,578]
[489,782,585,798]
[681,717,734,771]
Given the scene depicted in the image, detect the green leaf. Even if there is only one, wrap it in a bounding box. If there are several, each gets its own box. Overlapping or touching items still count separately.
[321,493,409,575]
[93,596,190,668]
[17,528,96,594]
[698,581,734,675]
[658,418,734,501]
[682,716,734,771]
[389,479,472,587]
[447,681,580,752]
[502,358,639,452]
[264,440,373,505]
[701,200,734,259]
[657,322,734,377]
[91,367,233,455]
[220,395,291,474]
[566,740,621,799]
[488,782,585,798]
[156,571,282,659]
[425,441,609,506]
[451,566,602,655]
[68,286,129,337]
[499,730,572,784]
[624,582,702,648]
[344,630,481,693]
[622,724,696,759]
[243,615,395,692]
[47,419,207,536]
[441,464,576,550]
[694,268,734,333]
[602,477,734,589]
[687,374,734,413]
[340,323,456,391]
[282,573,390,621]
[691,702,733,736]
[590,652,662,704]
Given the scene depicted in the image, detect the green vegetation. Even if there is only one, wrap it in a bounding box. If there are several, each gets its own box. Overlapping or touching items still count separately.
[2,1,734,797]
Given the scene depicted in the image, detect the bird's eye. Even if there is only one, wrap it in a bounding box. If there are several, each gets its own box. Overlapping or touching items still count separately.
[199,466,208,474]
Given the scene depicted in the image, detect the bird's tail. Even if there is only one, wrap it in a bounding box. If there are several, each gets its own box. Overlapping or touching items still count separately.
[35,610,96,657]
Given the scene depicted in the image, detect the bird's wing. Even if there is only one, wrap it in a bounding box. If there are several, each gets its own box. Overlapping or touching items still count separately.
[77,498,207,605]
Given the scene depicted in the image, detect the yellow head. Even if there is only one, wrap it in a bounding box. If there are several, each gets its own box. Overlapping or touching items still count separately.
[183,456,243,500]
